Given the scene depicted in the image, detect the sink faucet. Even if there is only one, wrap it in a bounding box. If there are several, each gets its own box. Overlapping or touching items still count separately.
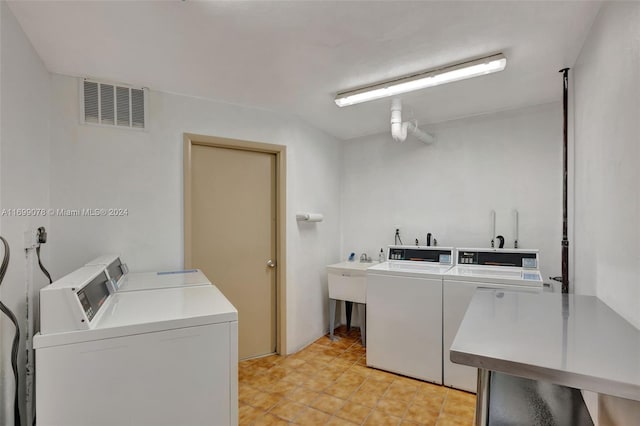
[360,253,369,262]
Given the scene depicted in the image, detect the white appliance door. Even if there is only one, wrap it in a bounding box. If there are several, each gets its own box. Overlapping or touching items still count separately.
[37,322,235,426]
[367,273,442,383]
[443,280,540,392]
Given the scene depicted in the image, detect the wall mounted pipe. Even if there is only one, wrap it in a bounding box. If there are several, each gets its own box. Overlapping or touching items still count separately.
[390,99,435,144]
[490,210,496,248]
[559,68,570,294]
[513,210,519,248]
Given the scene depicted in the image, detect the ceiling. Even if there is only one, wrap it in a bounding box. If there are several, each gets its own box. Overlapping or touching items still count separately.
[8,1,601,141]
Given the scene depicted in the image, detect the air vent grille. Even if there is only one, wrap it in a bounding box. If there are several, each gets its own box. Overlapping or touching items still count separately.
[116,86,130,126]
[84,81,99,124]
[131,88,145,128]
[81,79,146,130]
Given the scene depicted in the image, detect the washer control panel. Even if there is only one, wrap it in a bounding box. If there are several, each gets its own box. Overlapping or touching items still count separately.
[40,265,116,334]
[387,246,454,265]
[457,249,538,268]
[76,271,111,322]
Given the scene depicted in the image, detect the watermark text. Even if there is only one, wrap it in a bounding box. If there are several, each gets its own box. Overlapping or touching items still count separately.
[1,208,129,217]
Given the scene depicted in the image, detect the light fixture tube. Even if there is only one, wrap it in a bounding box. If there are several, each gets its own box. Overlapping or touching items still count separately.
[334,53,507,107]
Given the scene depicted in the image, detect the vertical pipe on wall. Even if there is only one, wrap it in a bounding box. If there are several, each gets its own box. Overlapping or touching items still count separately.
[560,68,570,294]
[24,250,35,426]
[490,210,496,248]
[513,210,519,249]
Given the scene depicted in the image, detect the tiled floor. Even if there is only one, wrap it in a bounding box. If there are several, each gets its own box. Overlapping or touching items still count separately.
[239,326,476,425]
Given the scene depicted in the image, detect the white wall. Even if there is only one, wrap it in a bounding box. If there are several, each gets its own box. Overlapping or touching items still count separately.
[0,2,52,425]
[4,2,638,424]
[573,2,640,424]
[574,1,640,327]
[342,103,562,282]
[48,74,343,355]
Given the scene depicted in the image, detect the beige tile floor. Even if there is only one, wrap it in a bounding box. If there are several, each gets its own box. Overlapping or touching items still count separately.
[239,326,476,425]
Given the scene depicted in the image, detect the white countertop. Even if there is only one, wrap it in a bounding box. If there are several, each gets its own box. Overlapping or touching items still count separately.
[450,289,640,401]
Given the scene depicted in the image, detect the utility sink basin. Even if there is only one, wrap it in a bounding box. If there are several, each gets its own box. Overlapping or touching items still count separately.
[326,261,378,303]
[327,261,376,275]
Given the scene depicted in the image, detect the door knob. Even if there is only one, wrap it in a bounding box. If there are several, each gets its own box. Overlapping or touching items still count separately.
[267,260,276,269]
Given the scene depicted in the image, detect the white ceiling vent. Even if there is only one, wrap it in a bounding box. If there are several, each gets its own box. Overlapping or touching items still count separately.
[81,79,147,130]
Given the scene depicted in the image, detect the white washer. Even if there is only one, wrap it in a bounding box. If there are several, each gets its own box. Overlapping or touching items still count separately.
[35,265,238,426]
[367,246,454,383]
[85,254,211,292]
[443,248,543,392]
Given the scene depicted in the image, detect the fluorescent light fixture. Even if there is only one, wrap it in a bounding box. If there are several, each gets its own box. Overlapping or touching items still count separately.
[334,53,507,107]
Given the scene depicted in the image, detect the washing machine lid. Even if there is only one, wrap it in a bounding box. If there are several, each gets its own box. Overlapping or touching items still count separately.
[86,254,211,291]
[444,265,542,287]
[116,269,211,292]
[368,245,454,278]
[368,261,454,278]
[34,285,237,348]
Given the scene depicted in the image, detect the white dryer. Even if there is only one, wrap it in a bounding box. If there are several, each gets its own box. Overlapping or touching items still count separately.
[443,248,543,392]
[35,265,238,426]
[85,254,211,292]
[367,246,454,383]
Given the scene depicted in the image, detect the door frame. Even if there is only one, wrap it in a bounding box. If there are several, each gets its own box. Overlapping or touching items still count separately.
[183,133,287,356]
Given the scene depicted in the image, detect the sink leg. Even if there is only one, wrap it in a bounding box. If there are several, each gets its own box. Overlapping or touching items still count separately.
[346,301,353,331]
[329,299,339,341]
[357,303,366,347]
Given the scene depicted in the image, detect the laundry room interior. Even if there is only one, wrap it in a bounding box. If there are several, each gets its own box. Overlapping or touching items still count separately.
[0,1,638,426]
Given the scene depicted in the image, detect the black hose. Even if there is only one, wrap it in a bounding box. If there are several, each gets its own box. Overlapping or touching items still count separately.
[394,229,403,245]
[0,236,21,426]
[34,241,52,426]
[36,245,53,284]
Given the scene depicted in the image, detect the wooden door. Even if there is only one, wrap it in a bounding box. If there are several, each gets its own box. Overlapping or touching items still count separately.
[188,143,277,359]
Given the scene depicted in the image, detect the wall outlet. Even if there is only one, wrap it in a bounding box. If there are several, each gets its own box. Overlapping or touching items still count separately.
[24,229,39,250]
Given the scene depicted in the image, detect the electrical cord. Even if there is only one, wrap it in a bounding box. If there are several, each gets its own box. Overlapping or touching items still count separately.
[0,236,22,426]
[394,228,403,245]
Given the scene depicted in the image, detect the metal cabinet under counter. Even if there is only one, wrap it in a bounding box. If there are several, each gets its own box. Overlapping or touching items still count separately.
[450,289,640,425]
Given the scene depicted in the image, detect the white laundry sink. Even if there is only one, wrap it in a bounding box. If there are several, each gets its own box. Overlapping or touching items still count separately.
[326,261,376,303]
